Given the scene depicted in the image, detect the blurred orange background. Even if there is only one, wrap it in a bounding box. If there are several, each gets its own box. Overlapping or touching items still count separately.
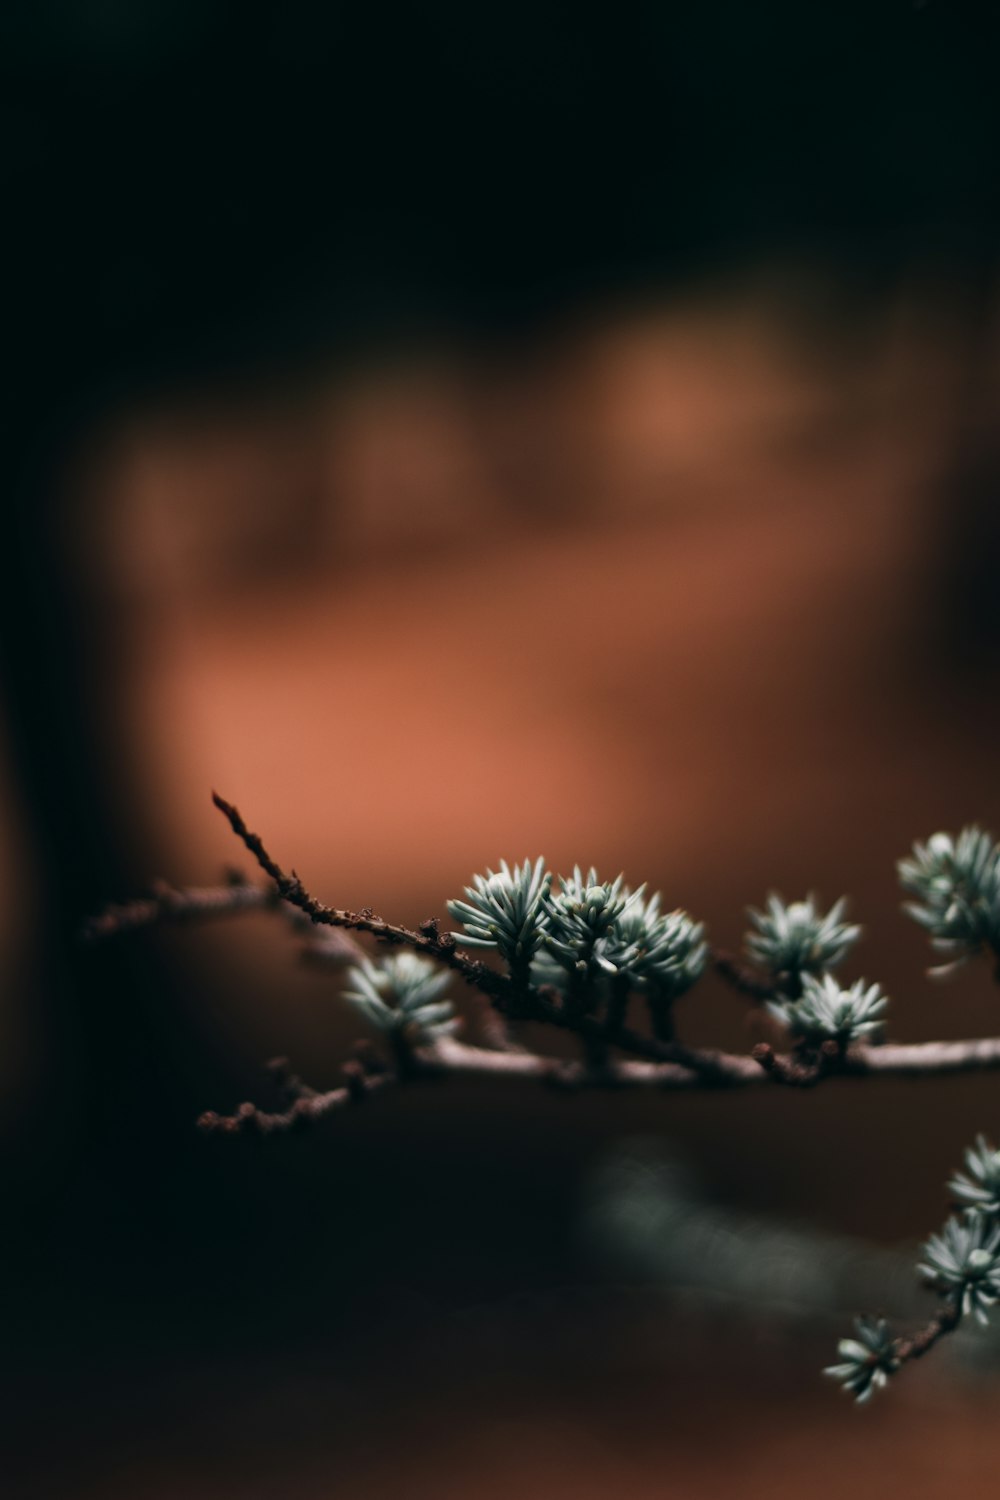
[6,6,1000,1495]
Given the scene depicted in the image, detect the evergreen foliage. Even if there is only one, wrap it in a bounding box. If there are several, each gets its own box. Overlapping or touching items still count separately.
[899,826,1000,970]
[766,973,887,1048]
[745,893,860,986]
[342,953,456,1042]
[90,799,1000,1406]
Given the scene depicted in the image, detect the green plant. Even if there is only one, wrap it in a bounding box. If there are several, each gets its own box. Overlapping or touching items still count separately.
[87,799,1000,1403]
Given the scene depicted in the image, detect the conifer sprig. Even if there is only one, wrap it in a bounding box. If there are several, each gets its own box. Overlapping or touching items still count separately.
[824,1317,899,1404]
[745,894,860,985]
[446,857,551,969]
[342,953,457,1043]
[541,867,639,973]
[899,826,1000,969]
[917,1216,1000,1324]
[86,800,1000,1406]
[767,974,888,1049]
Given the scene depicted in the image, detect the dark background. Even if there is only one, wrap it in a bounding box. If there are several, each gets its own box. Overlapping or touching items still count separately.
[5,3,1000,1495]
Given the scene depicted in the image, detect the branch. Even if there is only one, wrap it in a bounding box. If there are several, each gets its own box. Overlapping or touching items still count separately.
[893,1303,962,1367]
[210,794,1000,1089]
[82,877,279,941]
[197,1028,1000,1139]
[210,791,505,992]
[88,803,1000,1408]
[86,877,370,971]
[849,1036,1000,1076]
[86,797,1000,1100]
[437,1033,1000,1089]
[198,1049,394,1134]
[194,1037,722,1134]
[208,793,741,1080]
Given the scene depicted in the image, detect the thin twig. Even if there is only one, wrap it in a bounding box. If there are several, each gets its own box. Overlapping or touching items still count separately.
[197,1073,393,1134]
[210,791,506,993]
[82,878,279,941]
[199,1051,393,1134]
[893,1302,962,1366]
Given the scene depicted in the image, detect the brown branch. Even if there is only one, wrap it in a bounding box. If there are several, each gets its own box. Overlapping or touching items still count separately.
[196,1038,730,1132]
[210,791,506,993]
[431,1034,1000,1089]
[86,875,369,972]
[199,1051,394,1134]
[82,877,279,941]
[893,1302,962,1367]
[198,1026,1000,1137]
[426,1036,750,1089]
